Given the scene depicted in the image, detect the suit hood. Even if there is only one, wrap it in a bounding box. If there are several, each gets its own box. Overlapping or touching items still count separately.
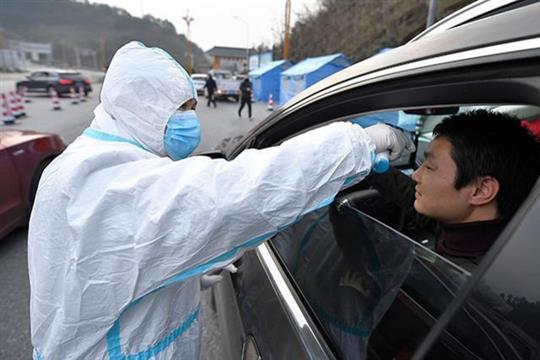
[91,41,196,156]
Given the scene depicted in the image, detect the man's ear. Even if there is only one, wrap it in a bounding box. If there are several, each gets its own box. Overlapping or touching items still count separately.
[469,176,500,206]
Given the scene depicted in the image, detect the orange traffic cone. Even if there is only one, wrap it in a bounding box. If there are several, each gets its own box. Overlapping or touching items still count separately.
[9,91,22,118]
[22,86,31,103]
[13,91,26,117]
[51,88,62,110]
[267,93,274,111]
[70,87,79,105]
[78,86,86,102]
[2,93,16,125]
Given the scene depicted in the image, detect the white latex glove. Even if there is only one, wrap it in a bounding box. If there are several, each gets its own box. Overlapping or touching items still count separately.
[362,123,416,160]
[223,263,238,273]
[200,263,238,289]
[200,273,223,290]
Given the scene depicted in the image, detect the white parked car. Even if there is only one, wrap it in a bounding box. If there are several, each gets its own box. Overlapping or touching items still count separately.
[191,73,207,96]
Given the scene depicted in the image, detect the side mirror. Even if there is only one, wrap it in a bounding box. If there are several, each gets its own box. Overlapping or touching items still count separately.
[25,75,31,80]
[194,150,227,159]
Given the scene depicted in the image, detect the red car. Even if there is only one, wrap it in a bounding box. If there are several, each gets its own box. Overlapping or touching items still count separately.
[0,130,65,239]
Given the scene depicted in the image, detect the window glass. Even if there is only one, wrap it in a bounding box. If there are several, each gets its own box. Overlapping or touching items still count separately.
[30,72,45,79]
[271,202,471,359]
[191,75,207,81]
[211,71,231,80]
[59,72,83,80]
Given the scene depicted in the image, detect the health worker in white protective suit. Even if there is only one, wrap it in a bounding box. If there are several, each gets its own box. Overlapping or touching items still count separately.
[28,41,414,360]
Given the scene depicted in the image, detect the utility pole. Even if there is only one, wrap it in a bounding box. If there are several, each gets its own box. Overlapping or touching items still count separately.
[283,0,291,60]
[74,44,81,69]
[92,51,98,70]
[182,11,194,74]
[233,16,249,73]
[61,43,67,68]
[100,37,106,70]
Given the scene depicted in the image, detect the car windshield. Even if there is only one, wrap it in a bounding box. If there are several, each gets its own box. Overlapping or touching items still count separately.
[212,72,231,80]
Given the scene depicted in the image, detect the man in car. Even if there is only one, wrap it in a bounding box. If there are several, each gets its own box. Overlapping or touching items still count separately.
[27,41,414,360]
[367,110,539,268]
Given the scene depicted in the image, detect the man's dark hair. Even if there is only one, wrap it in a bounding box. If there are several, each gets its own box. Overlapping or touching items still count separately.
[433,109,539,219]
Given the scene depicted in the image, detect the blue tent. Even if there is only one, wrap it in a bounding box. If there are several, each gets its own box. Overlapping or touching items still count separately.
[249,60,292,103]
[279,53,350,105]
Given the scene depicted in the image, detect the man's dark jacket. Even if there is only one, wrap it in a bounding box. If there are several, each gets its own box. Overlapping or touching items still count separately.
[239,80,252,99]
[204,78,217,94]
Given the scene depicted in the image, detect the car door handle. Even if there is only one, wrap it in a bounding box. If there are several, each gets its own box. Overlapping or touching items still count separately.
[12,149,25,156]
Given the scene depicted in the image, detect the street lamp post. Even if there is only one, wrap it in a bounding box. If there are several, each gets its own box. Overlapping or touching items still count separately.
[233,16,249,73]
[283,0,291,59]
[182,11,194,74]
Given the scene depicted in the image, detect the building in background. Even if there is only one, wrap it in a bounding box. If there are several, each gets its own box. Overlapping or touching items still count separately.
[0,27,22,71]
[0,28,53,71]
[7,40,53,65]
[206,46,251,73]
[249,51,273,72]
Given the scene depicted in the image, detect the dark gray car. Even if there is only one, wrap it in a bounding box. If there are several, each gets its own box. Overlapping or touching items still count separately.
[16,70,92,97]
[207,1,540,359]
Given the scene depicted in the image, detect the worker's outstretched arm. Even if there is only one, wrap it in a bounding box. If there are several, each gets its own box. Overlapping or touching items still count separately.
[32,122,412,303]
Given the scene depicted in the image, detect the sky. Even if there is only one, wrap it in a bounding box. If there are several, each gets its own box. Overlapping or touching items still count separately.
[90,0,319,51]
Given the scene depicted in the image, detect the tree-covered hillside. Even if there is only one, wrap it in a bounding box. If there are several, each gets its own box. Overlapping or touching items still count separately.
[279,0,474,63]
[0,0,208,71]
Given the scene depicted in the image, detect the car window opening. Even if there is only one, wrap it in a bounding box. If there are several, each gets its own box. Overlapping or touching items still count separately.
[269,103,540,359]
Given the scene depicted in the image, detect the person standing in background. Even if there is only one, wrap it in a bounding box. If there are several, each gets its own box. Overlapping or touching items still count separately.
[204,74,217,108]
[238,77,253,119]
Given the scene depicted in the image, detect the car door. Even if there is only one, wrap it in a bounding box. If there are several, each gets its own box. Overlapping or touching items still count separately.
[26,72,44,91]
[0,139,24,238]
[29,71,53,92]
[230,106,538,360]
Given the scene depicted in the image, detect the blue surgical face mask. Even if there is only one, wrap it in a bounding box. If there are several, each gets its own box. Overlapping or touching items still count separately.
[163,110,201,161]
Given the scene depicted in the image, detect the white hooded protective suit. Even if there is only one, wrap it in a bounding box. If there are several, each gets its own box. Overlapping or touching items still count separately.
[28,41,375,359]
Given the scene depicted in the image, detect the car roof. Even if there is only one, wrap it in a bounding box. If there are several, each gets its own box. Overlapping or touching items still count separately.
[31,69,81,74]
[279,1,540,111]
[410,0,520,41]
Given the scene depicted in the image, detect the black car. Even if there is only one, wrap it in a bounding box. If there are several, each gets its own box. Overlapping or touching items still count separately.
[16,70,92,97]
[205,1,540,359]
